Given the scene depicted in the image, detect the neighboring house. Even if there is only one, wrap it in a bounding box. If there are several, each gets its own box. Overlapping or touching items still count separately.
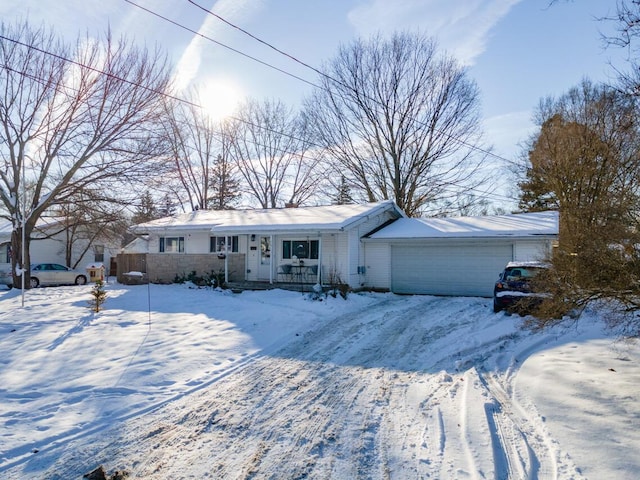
[363,210,558,296]
[126,201,406,287]
[0,218,120,278]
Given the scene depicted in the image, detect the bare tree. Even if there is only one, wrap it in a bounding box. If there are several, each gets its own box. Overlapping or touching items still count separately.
[304,31,490,217]
[602,1,640,95]
[46,190,129,268]
[225,98,322,208]
[162,91,226,211]
[283,113,325,207]
[0,21,170,288]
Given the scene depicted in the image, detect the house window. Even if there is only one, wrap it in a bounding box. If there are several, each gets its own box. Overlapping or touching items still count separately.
[93,244,105,262]
[282,240,319,260]
[159,236,184,253]
[209,236,239,253]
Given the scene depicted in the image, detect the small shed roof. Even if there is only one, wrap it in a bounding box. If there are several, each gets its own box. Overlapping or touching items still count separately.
[122,236,149,254]
[368,211,558,240]
[132,201,404,234]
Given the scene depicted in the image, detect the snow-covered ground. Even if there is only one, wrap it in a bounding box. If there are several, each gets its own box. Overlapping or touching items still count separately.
[0,282,638,479]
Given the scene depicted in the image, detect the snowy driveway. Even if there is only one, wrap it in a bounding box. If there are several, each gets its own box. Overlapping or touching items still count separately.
[0,284,638,479]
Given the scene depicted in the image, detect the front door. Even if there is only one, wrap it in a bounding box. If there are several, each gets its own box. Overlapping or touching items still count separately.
[258,236,272,281]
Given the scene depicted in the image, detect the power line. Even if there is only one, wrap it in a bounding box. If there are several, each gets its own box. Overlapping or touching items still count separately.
[0,32,323,149]
[183,0,517,167]
[185,0,331,83]
[0,54,517,210]
[123,0,322,91]
[0,29,519,207]
[0,34,197,107]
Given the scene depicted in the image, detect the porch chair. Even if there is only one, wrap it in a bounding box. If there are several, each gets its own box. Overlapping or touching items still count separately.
[278,264,292,282]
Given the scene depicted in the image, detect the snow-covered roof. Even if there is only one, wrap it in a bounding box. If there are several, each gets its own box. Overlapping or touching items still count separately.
[0,216,79,242]
[368,211,558,240]
[122,236,149,254]
[0,223,10,243]
[131,201,404,234]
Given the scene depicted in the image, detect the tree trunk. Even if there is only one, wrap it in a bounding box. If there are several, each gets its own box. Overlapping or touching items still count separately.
[10,226,31,290]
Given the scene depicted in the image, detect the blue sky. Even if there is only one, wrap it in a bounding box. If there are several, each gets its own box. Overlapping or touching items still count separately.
[1,0,628,184]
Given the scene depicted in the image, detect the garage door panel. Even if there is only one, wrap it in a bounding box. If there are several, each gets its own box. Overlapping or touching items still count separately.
[391,244,513,296]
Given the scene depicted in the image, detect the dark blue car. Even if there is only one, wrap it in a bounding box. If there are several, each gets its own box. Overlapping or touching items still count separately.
[493,262,548,313]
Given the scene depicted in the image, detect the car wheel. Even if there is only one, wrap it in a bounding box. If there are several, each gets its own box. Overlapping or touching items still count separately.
[75,275,87,286]
[30,277,40,288]
[493,297,502,313]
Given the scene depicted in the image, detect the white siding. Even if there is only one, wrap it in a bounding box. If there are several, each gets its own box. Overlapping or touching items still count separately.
[363,242,391,290]
[319,232,349,285]
[149,232,250,254]
[514,240,552,261]
[185,231,210,253]
[347,229,360,287]
[30,237,64,264]
[346,209,398,288]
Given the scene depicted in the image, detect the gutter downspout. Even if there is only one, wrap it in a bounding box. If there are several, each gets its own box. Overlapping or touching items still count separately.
[317,235,322,285]
[269,234,274,284]
[224,235,229,284]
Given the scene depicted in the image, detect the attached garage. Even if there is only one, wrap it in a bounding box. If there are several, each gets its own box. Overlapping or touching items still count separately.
[364,211,558,297]
[391,242,514,296]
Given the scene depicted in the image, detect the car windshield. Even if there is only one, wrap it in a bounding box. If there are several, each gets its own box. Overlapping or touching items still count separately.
[505,267,543,280]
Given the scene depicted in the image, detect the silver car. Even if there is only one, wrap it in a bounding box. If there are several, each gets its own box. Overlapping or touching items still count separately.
[0,268,12,288]
[28,263,88,288]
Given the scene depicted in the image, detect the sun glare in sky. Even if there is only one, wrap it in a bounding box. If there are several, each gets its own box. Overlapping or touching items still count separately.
[198,77,244,122]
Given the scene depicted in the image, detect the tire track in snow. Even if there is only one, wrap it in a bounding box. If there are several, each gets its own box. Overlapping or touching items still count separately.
[477,327,588,480]
[482,372,546,479]
[28,294,580,479]
[103,296,455,479]
[458,369,481,479]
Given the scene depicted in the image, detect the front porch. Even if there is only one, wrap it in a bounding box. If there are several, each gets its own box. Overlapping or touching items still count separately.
[227,280,324,294]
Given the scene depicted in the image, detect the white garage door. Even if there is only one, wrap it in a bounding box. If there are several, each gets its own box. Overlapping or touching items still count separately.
[391,243,514,296]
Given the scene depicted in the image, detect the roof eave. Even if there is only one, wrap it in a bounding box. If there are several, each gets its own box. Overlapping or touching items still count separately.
[363,233,558,242]
[211,226,345,236]
[339,201,405,231]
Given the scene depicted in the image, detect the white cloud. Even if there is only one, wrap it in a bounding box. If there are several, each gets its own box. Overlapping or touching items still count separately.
[483,110,535,163]
[173,0,264,92]
[347,0,522,65]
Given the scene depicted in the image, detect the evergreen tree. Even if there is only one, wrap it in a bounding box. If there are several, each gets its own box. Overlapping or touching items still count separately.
[88,280,107,313]
[332,175,354,205]
[131,191,160,224]
[159,193,177,217]
[208,155,241,210]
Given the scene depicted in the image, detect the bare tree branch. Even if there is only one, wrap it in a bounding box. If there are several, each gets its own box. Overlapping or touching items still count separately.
[225,98,321,208]
[0,20,171,287]
[303,31,490,217]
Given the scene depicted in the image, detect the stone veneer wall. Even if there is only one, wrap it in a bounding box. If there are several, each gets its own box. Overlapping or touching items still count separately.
[145,253,246,284]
